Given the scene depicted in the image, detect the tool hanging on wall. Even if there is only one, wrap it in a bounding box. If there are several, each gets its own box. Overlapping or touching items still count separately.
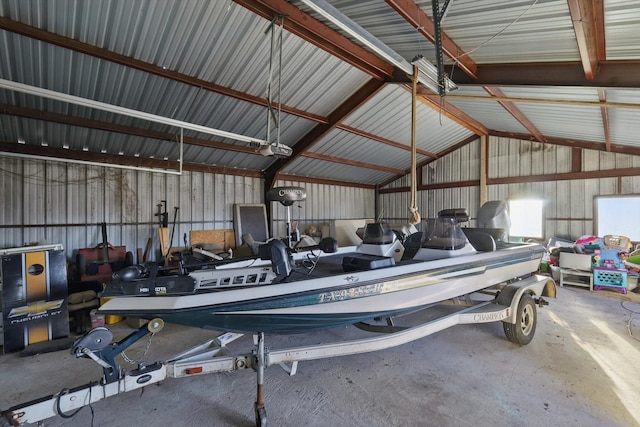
[164,206,180,262]
[155,200,168,228]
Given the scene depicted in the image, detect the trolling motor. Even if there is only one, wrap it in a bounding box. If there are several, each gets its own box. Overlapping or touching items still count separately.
[266,186,306,248]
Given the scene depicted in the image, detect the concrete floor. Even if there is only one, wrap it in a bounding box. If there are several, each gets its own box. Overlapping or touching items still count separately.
[1,286,639,427]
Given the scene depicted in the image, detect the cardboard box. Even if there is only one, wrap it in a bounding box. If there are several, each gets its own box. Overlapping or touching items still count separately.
[559,252,592,271]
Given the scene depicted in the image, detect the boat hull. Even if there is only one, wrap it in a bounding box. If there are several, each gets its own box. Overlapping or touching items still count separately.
[99,243,545,333]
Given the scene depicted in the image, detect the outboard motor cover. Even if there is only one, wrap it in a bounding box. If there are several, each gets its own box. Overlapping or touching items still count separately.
[477,201,511,229]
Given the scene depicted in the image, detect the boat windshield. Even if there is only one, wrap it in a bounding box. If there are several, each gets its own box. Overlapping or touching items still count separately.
[422,217,467,250]
[362,222,395,245]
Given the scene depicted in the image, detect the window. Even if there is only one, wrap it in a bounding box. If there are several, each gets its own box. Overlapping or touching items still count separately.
[508,199,545,239]
[595,195,640,241]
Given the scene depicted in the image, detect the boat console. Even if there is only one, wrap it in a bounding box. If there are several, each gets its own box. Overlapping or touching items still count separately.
[355,222,405,262]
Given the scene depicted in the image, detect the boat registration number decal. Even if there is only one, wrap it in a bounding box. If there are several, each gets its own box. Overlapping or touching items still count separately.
[318,283,386,303]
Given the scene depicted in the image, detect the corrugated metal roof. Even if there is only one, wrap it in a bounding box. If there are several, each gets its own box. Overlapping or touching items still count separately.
[446,86,530,135]
[606,89,640,148]
[605,0,640,60]
[281,156,395,184]
[498,86,605,144]
[310,128,430,170]
[1,0,639,187]
[343,84,475,153]
[417,0,580,64]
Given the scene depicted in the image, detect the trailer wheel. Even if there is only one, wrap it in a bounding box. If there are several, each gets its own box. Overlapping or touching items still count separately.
[503,294,537,346]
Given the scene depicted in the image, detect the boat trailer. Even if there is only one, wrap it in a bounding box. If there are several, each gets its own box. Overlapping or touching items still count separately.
[1,274,555,427]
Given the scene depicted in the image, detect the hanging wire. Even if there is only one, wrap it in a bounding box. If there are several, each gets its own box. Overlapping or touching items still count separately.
[447,0,541,63]
[264,15,286,147]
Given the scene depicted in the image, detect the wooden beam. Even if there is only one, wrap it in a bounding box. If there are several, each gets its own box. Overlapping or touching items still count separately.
[378,180,479,194]
[233,0,394,80]
[384,0,477,78]
[415,87,489,136]
[566,0,606,80]
[598,88,611,152]
[482,87,546,143]
[480,135,487,206]
[453,61,640,88]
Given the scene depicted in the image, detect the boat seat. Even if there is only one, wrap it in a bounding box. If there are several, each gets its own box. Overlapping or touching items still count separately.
[438,208,469,223]
[465,231,496,252]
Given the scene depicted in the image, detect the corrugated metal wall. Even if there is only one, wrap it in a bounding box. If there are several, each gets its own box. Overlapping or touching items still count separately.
[380,137,640,241]
[0,157,376,258]
[0,156,263,259]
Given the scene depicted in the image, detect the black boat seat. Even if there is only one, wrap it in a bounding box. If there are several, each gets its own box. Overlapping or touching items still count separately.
[465,231,496,252]
[266,186,307,207]
[438,208,469,223]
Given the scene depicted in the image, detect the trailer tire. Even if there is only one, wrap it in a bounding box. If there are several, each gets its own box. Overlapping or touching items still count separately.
[503,294,536,346]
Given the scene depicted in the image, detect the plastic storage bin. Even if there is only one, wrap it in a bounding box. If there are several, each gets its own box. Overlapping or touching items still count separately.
[593,267,627,294]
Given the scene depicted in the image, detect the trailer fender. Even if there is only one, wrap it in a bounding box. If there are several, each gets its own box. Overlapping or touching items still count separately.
[497,275,556,324]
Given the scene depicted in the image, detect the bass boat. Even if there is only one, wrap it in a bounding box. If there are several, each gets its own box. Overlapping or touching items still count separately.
[99,200,546,334]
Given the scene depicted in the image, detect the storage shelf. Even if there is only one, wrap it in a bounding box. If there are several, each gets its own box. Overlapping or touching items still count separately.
[559,268,593,292]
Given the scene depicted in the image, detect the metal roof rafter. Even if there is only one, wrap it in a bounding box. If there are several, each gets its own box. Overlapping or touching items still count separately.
[482,86,546,143]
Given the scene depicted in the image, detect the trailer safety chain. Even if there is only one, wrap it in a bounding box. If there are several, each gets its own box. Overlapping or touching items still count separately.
[120,332,155,365]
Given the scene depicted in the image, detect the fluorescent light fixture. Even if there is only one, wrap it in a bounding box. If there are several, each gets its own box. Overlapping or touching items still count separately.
[300,0,457,94]
[0,151,182,175]
[0,78,267,145]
